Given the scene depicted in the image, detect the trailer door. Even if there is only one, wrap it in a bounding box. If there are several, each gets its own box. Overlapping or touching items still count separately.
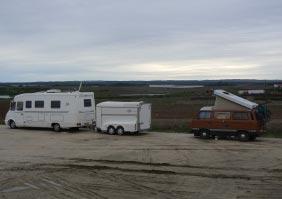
[139,104,151,130]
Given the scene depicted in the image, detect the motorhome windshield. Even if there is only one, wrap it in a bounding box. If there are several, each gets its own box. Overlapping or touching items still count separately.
[10,101,16,111]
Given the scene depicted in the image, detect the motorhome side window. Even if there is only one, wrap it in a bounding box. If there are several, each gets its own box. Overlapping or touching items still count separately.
[10,102,16,111]
[199,111,211,119]
[215,112,231,120]
[16,101,23,111]
[51,101,61,109]
[26,101,32,108]
[233,112,249,120]
[84,99,92,107]
[35,101,44,108]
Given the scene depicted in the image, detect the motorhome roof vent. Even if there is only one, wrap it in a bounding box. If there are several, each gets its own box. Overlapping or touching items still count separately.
[46,89,61,93]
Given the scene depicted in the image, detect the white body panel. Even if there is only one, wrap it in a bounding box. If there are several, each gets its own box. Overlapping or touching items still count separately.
[96,101,151,133]
[5,91,95,129]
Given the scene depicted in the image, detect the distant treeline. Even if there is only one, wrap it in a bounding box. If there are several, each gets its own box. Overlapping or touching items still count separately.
[0,79,281,87]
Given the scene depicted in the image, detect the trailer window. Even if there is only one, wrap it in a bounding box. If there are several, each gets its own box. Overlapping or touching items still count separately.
[35,101,44,108]
[233,112,249,120]
[10,102,16,111]
[84,99,92,107]
[16,101,23,111]
[26,101,32,108]
[198,111,211,119]
[215,112,231,120]
[51,101,61,109]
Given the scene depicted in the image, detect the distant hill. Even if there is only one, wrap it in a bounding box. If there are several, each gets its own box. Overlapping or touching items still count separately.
[0,79,281,87]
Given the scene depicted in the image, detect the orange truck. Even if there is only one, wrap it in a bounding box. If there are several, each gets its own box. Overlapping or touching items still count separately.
[191,90,269,141]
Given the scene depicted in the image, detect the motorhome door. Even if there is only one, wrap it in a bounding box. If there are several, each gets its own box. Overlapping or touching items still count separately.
[15,101,24,126]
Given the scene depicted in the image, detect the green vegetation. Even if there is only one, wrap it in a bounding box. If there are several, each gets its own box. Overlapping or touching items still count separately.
[1,81,282,138]
[151,119,191,133]
[263,130,282,138]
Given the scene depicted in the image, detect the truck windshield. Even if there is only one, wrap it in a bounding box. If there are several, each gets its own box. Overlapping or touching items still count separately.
[10,101,16,111]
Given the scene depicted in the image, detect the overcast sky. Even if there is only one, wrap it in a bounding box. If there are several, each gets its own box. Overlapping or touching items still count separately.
[0,0,282,82]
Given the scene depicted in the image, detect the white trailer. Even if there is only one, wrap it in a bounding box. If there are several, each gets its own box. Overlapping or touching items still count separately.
[96,101,151,135]
[5,90,95,132]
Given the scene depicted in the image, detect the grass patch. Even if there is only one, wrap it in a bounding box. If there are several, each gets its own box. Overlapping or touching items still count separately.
[151,126,191,133]
[262,130,282,138]
[151,119,191,133]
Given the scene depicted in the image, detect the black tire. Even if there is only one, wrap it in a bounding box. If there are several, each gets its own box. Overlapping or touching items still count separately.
[199,129,210,139]
[238,131,249,141]
[9,120,16,129]
[70,127,79,132]
[193,132,200,137]
[249,134,257,141]
[130,131,139,136]
[116,126,124,136]
[53,123,61,132]
[107,126,116,135]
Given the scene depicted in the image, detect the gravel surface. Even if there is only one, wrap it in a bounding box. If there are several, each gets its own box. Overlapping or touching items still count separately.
[0,125,282,199]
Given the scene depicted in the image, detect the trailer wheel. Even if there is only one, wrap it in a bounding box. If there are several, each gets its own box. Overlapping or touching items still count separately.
[116,126,124,135]
[53,123,61,132]
[199,129,210,139]
[238,131,249,141]
[9,120,16,129]
[107,126,116,135]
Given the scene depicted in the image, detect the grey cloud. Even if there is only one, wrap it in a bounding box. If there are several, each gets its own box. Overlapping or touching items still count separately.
[0,0,282,81]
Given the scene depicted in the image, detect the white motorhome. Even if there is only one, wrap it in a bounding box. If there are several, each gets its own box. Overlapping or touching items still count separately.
[5,90,95,132]
[96,101,151,135]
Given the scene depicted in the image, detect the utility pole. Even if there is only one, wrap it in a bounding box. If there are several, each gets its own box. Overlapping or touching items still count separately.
[78,81,83,91]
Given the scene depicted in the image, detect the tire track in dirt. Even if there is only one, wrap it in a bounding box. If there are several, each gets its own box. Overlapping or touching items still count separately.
[2,162,281,181]
[67,158,282,174]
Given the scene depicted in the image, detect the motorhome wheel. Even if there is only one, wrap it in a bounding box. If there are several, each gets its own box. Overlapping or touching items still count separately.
[53,124,61,132]
[9,120,16,129]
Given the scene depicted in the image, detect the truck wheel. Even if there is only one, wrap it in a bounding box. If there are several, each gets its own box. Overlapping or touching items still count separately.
[200,129,210,139]
[53,123,61,132]
[9,120,16,129]
[116,126,124,135]
[193,132,200,137]
[238,131,249,141]
[249,134,257,141]
[107,126,116,135]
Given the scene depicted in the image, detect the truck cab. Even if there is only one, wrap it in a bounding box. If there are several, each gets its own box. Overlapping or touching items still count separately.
[191,107,265,141]
[191,90,269,141]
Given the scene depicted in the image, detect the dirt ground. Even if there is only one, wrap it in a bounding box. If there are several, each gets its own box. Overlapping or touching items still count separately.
[0,126,282,199]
